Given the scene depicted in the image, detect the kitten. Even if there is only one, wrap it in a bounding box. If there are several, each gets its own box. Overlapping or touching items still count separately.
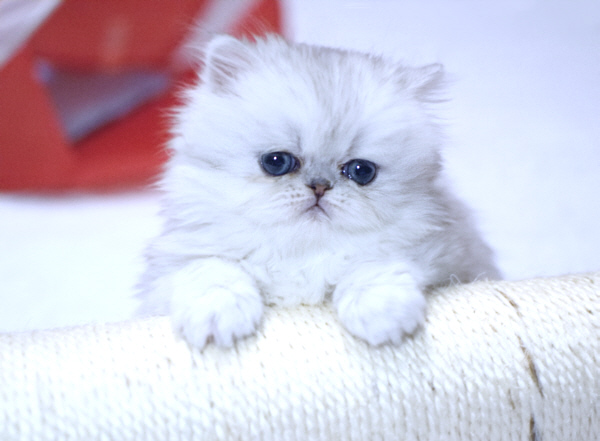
[137,35,500,349]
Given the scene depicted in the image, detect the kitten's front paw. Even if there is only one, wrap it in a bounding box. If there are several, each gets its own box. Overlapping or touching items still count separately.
[173,285,263,349]
[170,263,263,349]
[335,272,426,346]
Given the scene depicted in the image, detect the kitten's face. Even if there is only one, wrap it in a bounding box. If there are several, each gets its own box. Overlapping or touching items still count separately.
[168,36,444,242]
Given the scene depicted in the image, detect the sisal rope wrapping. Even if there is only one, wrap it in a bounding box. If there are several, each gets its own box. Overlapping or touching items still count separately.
[1,273,599,440]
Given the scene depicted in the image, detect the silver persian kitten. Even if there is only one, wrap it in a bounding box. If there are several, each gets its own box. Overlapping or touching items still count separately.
[137,35,499,349]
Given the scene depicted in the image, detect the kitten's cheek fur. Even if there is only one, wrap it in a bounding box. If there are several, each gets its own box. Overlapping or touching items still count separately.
[169,259,264,349]
[333,267,426,346]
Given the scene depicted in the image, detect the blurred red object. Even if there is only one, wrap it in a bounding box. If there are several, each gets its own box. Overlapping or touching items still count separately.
[0,0,283,191]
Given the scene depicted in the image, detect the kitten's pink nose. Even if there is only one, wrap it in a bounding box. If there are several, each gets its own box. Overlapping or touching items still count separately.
[308,179,332,200]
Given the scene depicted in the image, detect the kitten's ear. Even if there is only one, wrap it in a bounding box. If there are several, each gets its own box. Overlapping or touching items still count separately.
[397,63,445,103]
[202,35,255,93]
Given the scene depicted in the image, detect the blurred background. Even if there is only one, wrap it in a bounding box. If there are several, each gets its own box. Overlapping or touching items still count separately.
[1,0,599,332]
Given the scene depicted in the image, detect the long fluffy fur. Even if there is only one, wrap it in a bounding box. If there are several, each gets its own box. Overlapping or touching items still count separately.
[137,35,499,348]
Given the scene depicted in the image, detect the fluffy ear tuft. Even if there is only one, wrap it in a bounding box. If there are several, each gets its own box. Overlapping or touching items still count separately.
[202,35,255,93]
[397,63,446,103]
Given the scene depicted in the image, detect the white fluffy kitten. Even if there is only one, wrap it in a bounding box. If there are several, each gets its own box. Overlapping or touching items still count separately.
[137,35,499,348]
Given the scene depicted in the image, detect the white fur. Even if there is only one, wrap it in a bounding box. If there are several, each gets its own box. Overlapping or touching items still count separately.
[333,262,426,346]
[137,35,500,349]
[169,258,263,348]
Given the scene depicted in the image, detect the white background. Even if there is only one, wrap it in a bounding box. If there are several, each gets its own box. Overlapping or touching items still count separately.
[1,0,599,332]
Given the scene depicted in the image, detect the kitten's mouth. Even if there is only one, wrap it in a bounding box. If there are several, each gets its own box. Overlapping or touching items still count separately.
[305,203,330,219]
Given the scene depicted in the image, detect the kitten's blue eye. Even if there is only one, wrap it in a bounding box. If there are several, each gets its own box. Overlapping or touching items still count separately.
[260,152,299,176]
[341,159,377,185]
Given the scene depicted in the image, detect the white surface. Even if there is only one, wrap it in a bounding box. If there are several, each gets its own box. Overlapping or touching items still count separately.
[1,1,599,331]
[0,193,160,331]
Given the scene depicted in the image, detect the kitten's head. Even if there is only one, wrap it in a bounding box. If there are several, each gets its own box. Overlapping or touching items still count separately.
[165,35,446,247]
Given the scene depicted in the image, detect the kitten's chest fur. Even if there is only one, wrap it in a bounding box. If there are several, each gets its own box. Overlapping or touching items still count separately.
[238,238,380,306]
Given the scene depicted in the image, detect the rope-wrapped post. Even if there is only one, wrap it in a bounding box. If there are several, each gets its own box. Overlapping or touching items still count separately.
[1,273,599,440]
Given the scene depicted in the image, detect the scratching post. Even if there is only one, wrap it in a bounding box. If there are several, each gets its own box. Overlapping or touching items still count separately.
[1,273,599,440]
